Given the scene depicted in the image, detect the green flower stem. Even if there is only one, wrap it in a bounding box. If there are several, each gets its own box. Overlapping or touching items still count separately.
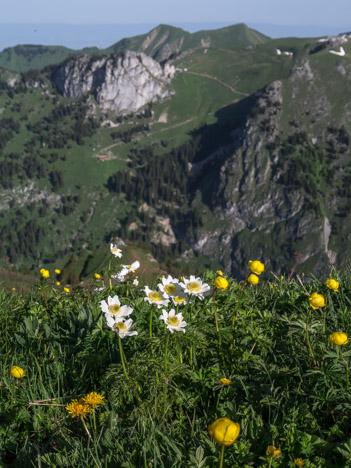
[339,348,349,391]
[118,335,129,381]
[108,259,112,291]
[81,416,93,441]
[118,336,142,402]
[305,309,317,366]
[219,445,225,468]
[189,302,194,367]
[268,457,273,468]
[92,411,97,433]
[164,332,170,373]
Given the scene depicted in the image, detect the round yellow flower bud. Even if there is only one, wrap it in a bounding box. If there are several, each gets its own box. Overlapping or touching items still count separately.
[11,366,25,379]
[214,276,229,290]
[56,282,60,286]
[94,273,101,279]
[330,332,349,346]
[208,417,240,446]
[308,292,325,309]
[220,378,231,385]
[326,279,339,291]
[55,269,61,275]
[249,260,265,275]
[216,270,223,276]
[41,269,50,278]
[247,273,259,285]
[64,287,70,293]
[266,445,281,458]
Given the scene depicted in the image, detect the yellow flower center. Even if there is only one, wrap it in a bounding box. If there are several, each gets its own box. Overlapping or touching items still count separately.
[114,322,127,332]
[109,304,121,316]
[168,316,180,327]
[187,281,201,292]
[149,291,163,302]
[173,296,186,303]
[164,284,176,295]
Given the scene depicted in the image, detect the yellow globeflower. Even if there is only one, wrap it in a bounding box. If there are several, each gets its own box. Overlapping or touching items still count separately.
[216,270,223,276]
[94,273,101,279]
[330,332,349,346]
[65,399,92,419]
[11,366,25,379]
[41,269,50,278]
[64,287,70,293]
[247,273,259,285]
[308,292,325,309]
[214,276,229,290]
[56,281,60,286]
[294,458,305,467]
[220,378,231,385]
[267,445,281,458]
[208,417,240,446]
[249,260,265,275]
[55,269,61,275]
[326,279,339,291]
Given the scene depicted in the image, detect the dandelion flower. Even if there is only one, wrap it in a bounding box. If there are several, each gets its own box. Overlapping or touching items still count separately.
[10,366,25,379]
[267,445,281,458]
[179,275,210,300]
[294,458,305,467]
[249,260,265,275]
[107,317,138,339]
[66,399,92,418]
[308,292,325,309]
[158,275,180,298]
[208,417,240,446]
[110,243,122,258]
[326,279,339,291]
[143,286,169,308]
[159,309,188,333]
[220,378,231,385]
[82,392,105,409]
[330,332,349,345]
[100,295,133,319]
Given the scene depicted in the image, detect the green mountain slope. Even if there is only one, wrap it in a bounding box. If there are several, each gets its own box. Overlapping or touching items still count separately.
[0,30,350,278]
[0,23,270,73]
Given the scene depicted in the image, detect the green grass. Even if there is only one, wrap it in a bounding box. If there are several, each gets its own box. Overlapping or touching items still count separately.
[1,260,351,466]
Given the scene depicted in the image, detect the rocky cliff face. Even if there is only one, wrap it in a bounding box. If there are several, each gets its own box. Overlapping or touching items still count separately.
[187,55,351,276]
[51,51,175,114]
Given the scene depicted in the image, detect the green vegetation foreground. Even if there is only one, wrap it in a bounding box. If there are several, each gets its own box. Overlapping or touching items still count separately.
[1,251,351,467]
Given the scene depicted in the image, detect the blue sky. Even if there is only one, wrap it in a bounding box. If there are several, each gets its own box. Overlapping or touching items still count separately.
[0,0,350,50]
[2,0,350,26]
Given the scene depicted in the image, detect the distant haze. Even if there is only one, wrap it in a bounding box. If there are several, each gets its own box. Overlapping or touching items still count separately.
[0,22,350,52]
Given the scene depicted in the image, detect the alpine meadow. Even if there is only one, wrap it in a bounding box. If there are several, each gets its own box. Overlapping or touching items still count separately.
[1,22,351,467]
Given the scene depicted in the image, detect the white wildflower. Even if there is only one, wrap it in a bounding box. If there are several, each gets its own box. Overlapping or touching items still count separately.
[143,286,170,308]
[100,295,133,319]
[110,243,122,258]
[159,308,187,333]
[179,275,211,300]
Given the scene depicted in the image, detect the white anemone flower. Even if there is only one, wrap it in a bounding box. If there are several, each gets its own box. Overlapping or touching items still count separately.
[171,293,189,306]
[105,316,138,338]
[143,286,169,308]
[133,278,139,286]
[159,308,187,333]
[110,243,122,258]
[100,295,133,319]
[121,260,140,275]
[179,275,211,300]
[158,275,180,298]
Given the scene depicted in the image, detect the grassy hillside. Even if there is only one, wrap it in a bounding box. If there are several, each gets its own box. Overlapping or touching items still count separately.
[1,260,351,466]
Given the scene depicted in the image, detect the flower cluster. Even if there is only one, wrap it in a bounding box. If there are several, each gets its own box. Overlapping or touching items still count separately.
[247,260,265,284]
[112,260,140,283]
[40,268,50,279]
[66,392,104,418]
[100,295,137,338]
